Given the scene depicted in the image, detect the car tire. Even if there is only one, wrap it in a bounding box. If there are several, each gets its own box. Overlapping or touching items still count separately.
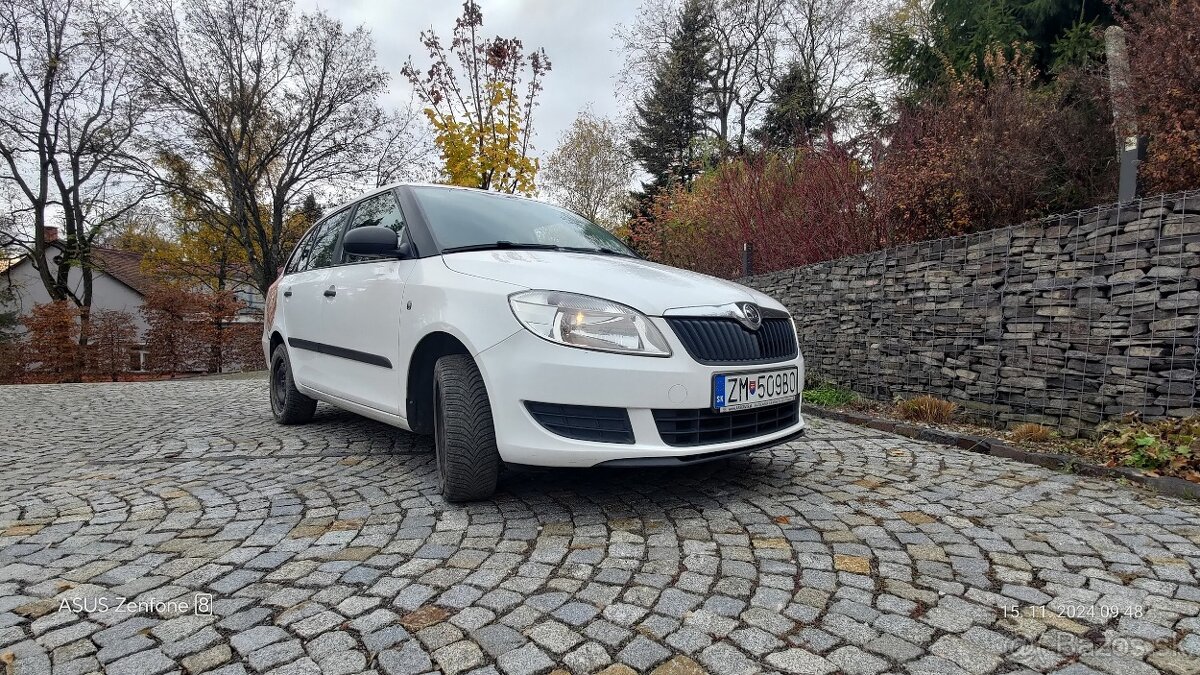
[433,353,500,502]
[270,345,316,425]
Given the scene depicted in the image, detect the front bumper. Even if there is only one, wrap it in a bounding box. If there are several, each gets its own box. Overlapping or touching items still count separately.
[594,427,806,467]
[474,324,806,467]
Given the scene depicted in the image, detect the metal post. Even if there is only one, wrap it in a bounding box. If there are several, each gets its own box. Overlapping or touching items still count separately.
[1105,26,1146,202]
[741,242,752,277]
[1118,137,1147,203]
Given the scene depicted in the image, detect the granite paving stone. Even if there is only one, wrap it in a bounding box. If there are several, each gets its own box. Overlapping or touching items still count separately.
[1,379,1197,674]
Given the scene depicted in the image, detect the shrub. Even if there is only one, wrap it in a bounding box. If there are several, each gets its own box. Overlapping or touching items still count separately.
[0,341,24,384]
[1010,423,1054,443]
[1118,0,1200,193]
[803,382,859,407]
[142,287,202,376]
[23,301,81,382]
[896,395,958,424]
[630,142,881,278]
[88,309,138,381]
[225,322,267,371]
[192,291,244,374]
[874,49,1115,242]
[142,287,246,375]
[1098,414,1200,480]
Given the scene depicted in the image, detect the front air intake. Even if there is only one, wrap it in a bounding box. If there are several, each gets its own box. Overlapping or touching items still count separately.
[525,402,635,444]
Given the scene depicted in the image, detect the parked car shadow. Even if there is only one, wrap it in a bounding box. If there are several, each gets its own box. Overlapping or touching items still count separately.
[496,453,784,502]
[301,402,793,503]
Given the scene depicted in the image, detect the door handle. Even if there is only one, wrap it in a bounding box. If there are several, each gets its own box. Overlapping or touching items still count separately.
[323,287,337,298]
[283,290,292,297]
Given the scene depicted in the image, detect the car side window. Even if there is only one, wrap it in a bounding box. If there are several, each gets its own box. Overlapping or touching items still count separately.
[284,227,317,276]
[343,190,407,263]
[305,209,349,270]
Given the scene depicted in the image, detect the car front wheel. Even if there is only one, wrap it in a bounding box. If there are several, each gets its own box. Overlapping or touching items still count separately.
[270,345,316,425]
[433,353,500,501]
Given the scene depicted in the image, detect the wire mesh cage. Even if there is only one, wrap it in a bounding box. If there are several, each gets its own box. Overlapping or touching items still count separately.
[747,191,1200,435]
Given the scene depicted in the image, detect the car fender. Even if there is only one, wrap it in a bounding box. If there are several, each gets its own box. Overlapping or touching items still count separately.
[397,257,526,366]
[262,277,283,361]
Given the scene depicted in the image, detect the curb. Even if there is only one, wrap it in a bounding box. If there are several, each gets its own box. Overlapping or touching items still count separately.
[805,406,1200,500]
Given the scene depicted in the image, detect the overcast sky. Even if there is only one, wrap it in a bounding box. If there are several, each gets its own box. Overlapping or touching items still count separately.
[300,0,640,164]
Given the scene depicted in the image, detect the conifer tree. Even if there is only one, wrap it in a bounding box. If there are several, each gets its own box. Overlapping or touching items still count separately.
[629,0,713,190]
[757,62,830,148]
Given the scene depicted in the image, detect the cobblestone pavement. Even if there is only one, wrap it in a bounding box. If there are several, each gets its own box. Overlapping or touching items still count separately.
[2,379,1199,675]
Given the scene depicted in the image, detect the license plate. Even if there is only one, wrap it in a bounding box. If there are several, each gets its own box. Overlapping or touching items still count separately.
[712,367,799,412]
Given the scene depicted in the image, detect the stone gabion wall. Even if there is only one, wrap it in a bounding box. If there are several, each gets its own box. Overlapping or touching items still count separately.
[743,191,1200,432]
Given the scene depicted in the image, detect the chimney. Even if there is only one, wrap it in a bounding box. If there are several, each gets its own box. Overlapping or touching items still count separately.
[44,226,59,243]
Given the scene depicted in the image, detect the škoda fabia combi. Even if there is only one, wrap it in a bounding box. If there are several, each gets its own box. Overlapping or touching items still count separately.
[264,184,806,501]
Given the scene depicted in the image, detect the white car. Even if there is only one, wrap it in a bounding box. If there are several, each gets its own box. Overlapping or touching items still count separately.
[263,184,806,501]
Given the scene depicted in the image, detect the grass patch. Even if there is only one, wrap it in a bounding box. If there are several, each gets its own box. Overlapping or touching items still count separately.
[1010,423,1054,443]
[896,395,958,424]
[803,382,859,407]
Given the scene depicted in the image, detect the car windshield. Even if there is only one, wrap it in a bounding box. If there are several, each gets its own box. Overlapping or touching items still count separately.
[411,186,636,256]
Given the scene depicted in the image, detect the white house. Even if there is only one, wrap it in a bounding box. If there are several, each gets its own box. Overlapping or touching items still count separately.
[2,227,264,372]
[3,229,153,330]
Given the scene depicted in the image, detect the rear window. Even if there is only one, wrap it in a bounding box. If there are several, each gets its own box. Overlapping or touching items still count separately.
[284,228,316,275]
[305,209,348,270]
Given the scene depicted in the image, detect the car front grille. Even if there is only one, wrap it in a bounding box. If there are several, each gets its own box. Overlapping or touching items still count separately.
[666,317,797,365]
[653,400,799,447]
[525,401,635,444]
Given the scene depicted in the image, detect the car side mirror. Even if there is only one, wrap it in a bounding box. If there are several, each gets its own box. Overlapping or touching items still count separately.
[342,226,409,258]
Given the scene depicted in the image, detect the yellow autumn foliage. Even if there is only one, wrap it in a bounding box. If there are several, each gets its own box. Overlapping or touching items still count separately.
[424,82,538,195]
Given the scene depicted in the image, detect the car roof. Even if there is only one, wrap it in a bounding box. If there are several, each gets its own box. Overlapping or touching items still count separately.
[338,182,545,212]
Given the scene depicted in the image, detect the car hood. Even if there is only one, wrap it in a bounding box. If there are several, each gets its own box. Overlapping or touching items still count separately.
[440,250,786,316]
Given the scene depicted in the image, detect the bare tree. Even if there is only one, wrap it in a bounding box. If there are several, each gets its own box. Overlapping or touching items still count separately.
[371,96,437,188]
[617,0,882,150]
[616,0,783,153]
[133,0,394,296]
[614,0,683,89]
[542,110,638,229]
[772,0,882,142]
[0,0,151,377]
[705,0,783,150]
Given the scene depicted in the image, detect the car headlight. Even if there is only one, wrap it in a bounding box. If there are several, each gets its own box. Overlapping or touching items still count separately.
[508,290,672,357]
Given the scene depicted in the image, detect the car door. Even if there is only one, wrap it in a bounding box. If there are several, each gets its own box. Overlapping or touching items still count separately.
[283,208,349,389]
[321,189,414,414]
[277,223,318,381]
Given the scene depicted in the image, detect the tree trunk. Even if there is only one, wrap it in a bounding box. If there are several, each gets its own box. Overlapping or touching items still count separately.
[73,307,90,383]
[69,264,96,384]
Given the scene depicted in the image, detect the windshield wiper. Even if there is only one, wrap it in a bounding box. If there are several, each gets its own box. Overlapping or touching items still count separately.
[441,241,634,257]
[558,246,632,257]
[441,241,566,254]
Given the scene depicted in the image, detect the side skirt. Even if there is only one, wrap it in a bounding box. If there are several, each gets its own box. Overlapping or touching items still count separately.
[294,380,413,432]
